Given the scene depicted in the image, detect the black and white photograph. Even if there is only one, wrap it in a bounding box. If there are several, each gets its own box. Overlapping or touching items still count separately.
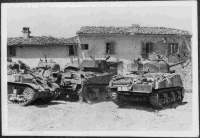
[1,1,198,137]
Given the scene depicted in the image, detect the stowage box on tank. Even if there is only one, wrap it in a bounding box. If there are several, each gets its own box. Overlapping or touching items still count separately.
[108,59,185,109]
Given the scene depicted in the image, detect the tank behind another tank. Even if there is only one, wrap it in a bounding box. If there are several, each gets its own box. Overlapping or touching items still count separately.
[75,56,122,103]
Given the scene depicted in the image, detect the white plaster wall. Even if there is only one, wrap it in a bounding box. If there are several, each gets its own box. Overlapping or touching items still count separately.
[79,35,190,60]
[78,34,187,61]
[15,45,71,58]
[78,34,142,62]
[10,45,78,70]
[78,34,191,70]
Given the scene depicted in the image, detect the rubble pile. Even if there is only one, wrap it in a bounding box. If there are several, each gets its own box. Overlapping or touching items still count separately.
[77,26,191,36]
[7,36,78,46]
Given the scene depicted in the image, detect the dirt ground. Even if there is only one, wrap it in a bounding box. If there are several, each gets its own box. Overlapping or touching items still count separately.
[7,92,193,132]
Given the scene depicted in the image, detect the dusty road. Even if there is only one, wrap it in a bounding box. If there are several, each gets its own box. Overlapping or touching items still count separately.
[8,93,192,131]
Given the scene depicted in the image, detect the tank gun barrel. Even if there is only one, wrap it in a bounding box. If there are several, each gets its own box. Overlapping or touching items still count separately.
[18,60,44,80]
[18,60,31,70]
[169,61,185,68]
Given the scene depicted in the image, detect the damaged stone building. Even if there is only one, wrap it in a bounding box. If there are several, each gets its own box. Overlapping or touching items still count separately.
[76,24,192,64]
[8,25,192,69]
[7,27,79,68]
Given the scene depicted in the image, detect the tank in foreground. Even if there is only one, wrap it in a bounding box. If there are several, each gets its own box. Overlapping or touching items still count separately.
[7,60,60,106]
[108,59,185,109]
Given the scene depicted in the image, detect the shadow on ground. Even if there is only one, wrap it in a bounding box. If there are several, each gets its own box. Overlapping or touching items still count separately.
[29,99,67,108]
[119,102,156,112]
[117,101,188,112]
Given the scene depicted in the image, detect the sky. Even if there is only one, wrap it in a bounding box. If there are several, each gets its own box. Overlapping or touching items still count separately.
[4,1,195,38]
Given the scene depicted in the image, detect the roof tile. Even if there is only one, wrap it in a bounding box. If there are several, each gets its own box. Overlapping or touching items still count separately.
[77,26,191,36]
[7,36,78,46]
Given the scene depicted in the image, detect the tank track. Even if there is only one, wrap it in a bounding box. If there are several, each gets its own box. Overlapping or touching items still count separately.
[149,87,184,109]
[110,89,126,107]
[8,85,38,106]
[40,89,60,104]
[81,84,109,103]
[55,85,81,101]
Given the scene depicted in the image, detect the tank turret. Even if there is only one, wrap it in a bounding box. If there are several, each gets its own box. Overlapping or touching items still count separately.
[37,55,60,72]
[80,56,111,73]
[128,59,184,74]
[64,63,79,72]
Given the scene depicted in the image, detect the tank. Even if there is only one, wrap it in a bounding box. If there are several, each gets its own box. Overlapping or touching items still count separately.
[78,56,122,103]
[55,63,82,101]
[7,60,60,106]
[107,58,185,109]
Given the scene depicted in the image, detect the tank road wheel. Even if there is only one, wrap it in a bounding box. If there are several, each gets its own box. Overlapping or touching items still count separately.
[8,94,14,104]
[41,88,61,104]
[52,88,61,100]
[176,89,184,103]
[149,93,164,109]
[110,90,126,108]
[163,93,169,105]
[69,85,82,102]
[41,97,53,104]
[41,93,55,104]
[19,87,36,106]
[81,85,93,104]
[69,94,79,102]
[161,93,166,106]
[55,90,68,100]
[170,91,176,103]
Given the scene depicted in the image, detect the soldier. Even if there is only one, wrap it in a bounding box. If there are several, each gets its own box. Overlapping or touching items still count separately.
[78,75,92,104]
[136,58,143,71]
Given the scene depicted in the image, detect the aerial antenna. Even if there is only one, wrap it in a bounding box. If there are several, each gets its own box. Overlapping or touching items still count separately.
[160,50,168,60]
[45,54,47,62]
[105,56,110,61]
[94,44,96,58]
[90,56,95,61]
